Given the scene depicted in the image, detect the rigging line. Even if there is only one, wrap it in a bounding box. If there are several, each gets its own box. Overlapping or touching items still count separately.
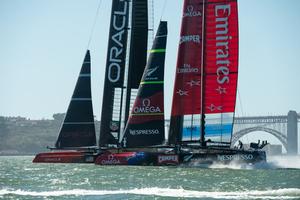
[160,0,168,20]
[86,0,102,49]
[237,87,244,117]
[237,87,249,144]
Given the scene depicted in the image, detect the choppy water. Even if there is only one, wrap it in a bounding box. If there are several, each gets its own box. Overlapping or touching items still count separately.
[0,156,300,199]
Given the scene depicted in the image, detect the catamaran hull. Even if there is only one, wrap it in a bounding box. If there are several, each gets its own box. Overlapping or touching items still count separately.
[180,150,266,166]
[33,151,98,163]
[94,149,266,166]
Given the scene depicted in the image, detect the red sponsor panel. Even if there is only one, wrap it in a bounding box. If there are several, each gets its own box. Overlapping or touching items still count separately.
[204,0,238,114]
[95,152,136,165]
[157,154,179,165]
[32,151,91,163]
[171,0,204,116]
[129,92,164,124]
[204,73,238,113]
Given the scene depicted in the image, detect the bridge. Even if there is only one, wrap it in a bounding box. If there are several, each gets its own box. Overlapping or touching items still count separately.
[232,110,299,155]
[165,110,299,155]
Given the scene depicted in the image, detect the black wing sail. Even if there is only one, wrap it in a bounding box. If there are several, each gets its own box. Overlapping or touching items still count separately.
[124,0,149,124]
[55,50,96,148]
[99,0,130,146]
[121,21,167,148]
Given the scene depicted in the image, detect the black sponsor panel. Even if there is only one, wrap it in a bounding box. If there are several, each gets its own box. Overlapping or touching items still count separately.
[105,0,129,87]
[100,0,130,146]
[181,150,266,164]
[122,120,165,148]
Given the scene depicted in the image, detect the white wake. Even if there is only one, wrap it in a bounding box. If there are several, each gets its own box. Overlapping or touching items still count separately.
[1,188,300,199]
[207,155,300,170]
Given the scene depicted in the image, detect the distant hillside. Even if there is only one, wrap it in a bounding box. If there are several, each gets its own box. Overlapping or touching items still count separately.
[0,114,100,155]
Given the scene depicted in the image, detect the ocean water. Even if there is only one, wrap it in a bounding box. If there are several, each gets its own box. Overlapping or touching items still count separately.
[0,156,300,200]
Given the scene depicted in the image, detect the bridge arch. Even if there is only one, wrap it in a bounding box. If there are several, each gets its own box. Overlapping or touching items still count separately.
[232,126,287,150]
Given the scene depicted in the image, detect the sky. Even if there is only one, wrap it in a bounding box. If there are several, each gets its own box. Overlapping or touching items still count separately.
[0,0,300,121]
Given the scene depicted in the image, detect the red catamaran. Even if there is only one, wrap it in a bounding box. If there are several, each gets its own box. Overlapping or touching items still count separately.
[166,0,266,165]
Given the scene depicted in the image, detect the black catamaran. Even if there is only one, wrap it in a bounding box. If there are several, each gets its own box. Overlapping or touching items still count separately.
[33,50,98,163]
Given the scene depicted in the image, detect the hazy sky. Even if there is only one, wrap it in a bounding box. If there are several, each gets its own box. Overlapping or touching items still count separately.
[1,0,300,120]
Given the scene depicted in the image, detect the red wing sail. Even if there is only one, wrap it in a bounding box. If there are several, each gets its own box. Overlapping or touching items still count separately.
[204,0,238,114]
[171,0,203,116]
[169,0,238,146]
[203,0,238,145]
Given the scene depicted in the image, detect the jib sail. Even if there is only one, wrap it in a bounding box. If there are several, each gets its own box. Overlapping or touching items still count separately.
[55,50,96,148]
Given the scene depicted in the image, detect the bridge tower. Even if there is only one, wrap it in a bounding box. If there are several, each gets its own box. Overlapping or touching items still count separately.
[287,110,298,155]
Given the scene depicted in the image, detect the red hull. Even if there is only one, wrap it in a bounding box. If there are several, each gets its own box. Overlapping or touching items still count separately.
[33,151,97,163]
[95,152,137,165]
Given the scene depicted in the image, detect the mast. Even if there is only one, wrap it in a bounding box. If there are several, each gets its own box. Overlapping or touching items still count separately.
[55,50,96,148]
[121,21,167,148]
[200,0,206,147]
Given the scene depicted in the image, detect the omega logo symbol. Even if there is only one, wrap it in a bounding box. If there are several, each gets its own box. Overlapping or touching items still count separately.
[142,98,151,107]
[183,5,202,18]
[108,154,114,160]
